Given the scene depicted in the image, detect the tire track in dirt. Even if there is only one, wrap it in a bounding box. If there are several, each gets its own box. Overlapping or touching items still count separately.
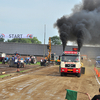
[0,66,99,100]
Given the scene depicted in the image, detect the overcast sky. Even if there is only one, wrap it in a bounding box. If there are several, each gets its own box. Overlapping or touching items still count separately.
[0,0,81,44]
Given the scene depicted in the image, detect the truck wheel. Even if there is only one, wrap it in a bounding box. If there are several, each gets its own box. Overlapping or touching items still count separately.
[2,61,4,64]
[61,73,64,76]
[81,67,85,74]
[77,73,81,77]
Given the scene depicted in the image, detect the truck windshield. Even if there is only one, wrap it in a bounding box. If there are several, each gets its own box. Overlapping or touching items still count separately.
[62,55,79,62]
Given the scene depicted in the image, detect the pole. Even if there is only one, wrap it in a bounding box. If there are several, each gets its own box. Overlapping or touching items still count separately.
[44,24,46,57]
[65,89,86,94]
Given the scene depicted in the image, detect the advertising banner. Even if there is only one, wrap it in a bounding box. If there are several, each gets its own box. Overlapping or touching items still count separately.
[0,33,33,39]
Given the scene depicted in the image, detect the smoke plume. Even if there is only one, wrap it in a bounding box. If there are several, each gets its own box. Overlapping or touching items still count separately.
[54,0,100,51]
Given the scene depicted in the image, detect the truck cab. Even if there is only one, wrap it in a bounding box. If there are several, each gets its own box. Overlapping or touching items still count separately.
[59,50,85,77]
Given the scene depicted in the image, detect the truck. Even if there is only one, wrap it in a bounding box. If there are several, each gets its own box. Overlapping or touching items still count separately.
[0,52,6,62]
[2,57,9,64]
[95,56,100,67]
[59,49,85,77]
[46,37,59,65]
[9,53,24,68]
[30,56,37,64]
[24,56,37,64]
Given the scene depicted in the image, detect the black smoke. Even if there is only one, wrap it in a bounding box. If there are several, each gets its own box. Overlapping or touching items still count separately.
[54,0,100,51]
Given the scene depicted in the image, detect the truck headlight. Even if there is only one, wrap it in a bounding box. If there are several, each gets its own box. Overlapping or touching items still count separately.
[62,69,65,71]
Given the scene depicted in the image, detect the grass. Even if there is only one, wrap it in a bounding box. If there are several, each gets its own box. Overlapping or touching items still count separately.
[0,74,10,78]
[91,64,95,68]
[0,62,8,64]
[34,62,40,65]
[19,69,30,73]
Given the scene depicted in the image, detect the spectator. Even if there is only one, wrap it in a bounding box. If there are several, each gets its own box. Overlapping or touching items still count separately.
[26,58,28,65]
[29,57,31,65]
[17,59,20,72]
[7,56,10,64]
[44,58,47,66]
[40,58,43,66]
[15,51,17,55]
[86,88,100,100]
[17,55,20,59]
[12,55,14,61]
[14,56,17,60]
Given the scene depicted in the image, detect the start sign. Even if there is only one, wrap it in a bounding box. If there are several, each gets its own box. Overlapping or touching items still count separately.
[0,33,33,39]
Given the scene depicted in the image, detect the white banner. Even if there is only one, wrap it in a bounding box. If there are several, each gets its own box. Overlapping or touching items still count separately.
[0,33,33,38]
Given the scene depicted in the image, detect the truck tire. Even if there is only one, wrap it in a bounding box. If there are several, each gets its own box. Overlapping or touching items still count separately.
[2,60,4,64]
[61,73,64,76]
[81,67,85,74]
[77,72,81,77]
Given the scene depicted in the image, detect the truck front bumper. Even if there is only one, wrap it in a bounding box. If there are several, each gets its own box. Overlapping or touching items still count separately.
[61,68,81,73]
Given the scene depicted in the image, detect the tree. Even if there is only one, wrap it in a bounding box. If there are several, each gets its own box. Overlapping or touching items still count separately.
[31,37,42,44]
[51,36,61,45]
[5,37,42,44]
[0,38,4,42]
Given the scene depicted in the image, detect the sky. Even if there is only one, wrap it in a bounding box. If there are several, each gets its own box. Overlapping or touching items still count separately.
[0,0,81,44]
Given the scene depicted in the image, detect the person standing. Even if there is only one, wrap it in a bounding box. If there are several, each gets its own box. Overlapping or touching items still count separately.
[40,58,43,66]
[86,88,100,100]
[44,58,47,66]
[26,57,28,65]
[17,59,20,72]
[29,57,31,65]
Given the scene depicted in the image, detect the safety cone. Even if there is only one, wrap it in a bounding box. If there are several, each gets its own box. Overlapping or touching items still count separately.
[98,72,100,77]
[95,68,98,72]
[96,70,98,75]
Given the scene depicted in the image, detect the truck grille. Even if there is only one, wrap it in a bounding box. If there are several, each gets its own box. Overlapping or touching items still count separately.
[65,64,76,68]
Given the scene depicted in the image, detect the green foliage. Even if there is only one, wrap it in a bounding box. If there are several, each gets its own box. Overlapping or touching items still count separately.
[5,37,42,44]
[0,38,4,42]
[19,69,30,73]
[51,36,61,45]
[0,74,10,78]
[34,62,40,65]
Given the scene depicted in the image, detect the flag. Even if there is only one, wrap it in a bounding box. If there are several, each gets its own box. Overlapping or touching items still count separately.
[65,89,77,100]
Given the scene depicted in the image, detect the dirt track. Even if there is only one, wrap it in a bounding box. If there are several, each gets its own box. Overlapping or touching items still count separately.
[0,64,42,74]
[0,65,100,100]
